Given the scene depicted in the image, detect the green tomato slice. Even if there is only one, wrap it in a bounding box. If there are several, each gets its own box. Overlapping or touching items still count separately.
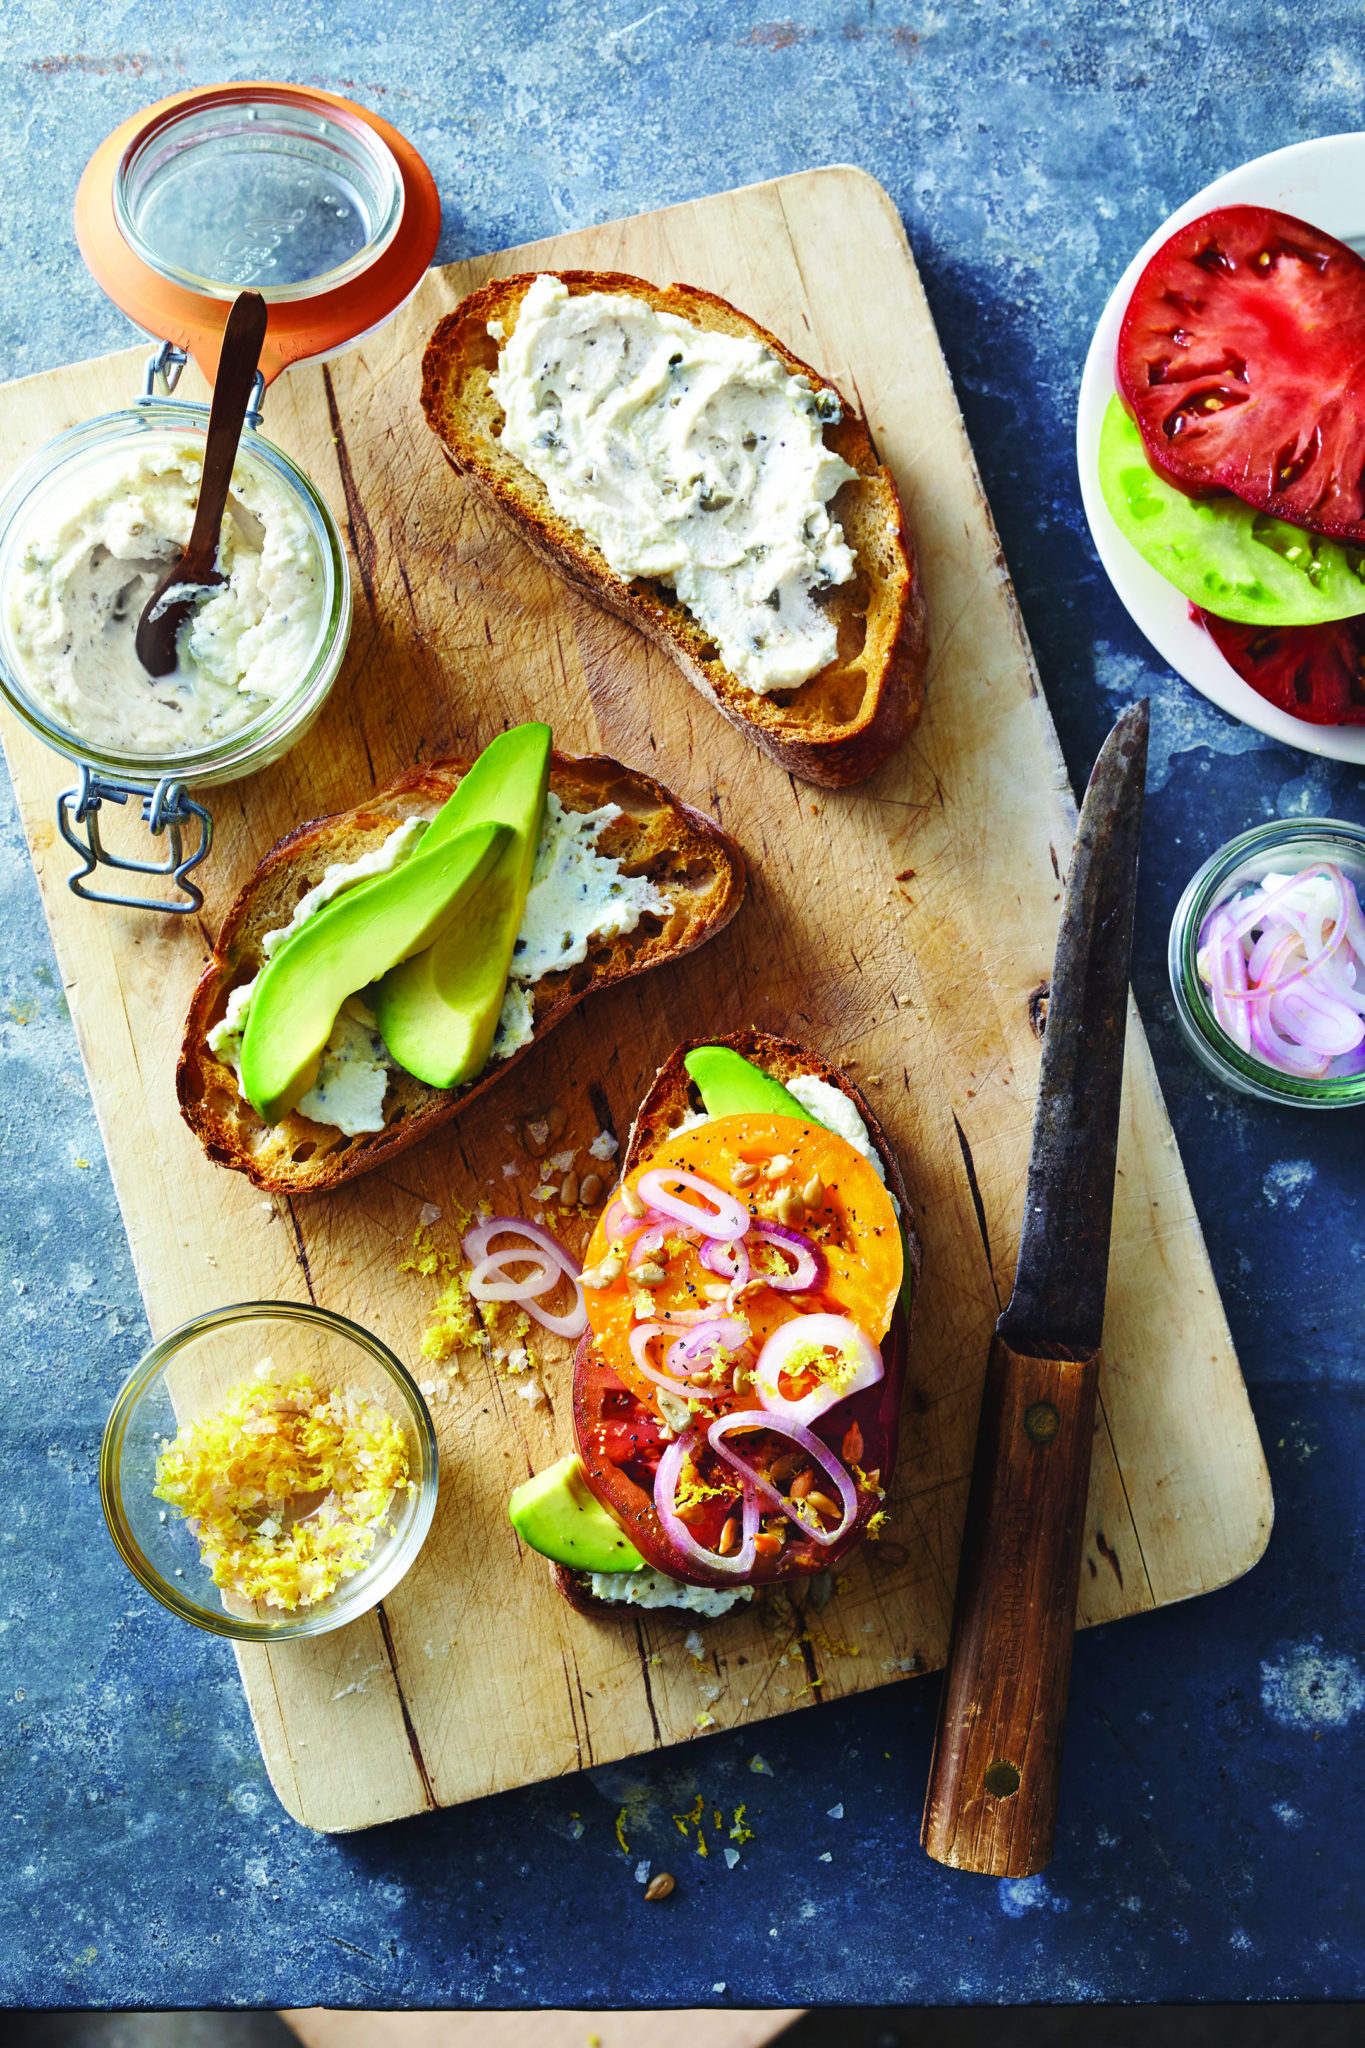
[1097,396,1365,627]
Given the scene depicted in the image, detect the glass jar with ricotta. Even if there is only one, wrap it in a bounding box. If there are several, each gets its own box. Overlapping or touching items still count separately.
[0,83,441,913]
[0,393,350,909]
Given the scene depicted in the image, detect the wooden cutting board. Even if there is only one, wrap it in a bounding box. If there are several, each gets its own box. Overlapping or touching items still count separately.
[0,168,1271,1832]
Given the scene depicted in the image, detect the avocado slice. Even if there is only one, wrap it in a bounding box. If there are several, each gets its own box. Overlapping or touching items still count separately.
[239,819,510,1125]
[684,1044,813,1121]
[510,1453,645,1573]
[373,724,553,1089]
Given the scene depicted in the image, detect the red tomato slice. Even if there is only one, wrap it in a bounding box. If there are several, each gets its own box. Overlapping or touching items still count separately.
[1118,206,1365,544]
[573,1311,908,1587]
[1195,606,1365,725]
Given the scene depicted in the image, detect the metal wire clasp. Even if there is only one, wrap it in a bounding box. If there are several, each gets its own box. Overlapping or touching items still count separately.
[141,341,264,427]
[58,767,213,914]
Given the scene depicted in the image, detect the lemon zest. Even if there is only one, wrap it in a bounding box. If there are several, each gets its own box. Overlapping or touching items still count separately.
[153,1363,410,1610]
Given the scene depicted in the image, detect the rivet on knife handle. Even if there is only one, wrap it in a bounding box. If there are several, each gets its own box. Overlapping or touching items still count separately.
[920,1329,1100,1875]
[921,700,1149,1878]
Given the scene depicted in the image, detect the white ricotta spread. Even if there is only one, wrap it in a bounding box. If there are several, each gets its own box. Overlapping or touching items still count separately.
[510,793,668,981]
[294,1007,393,1132]
[209,794,667,1136]
[5,435,326,756]
[587,1569,753,1616]
[491,275,857,694]
[785,1073,888,1188]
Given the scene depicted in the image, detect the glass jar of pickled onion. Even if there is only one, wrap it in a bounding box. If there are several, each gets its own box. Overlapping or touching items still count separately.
[1168,817,1365,1108]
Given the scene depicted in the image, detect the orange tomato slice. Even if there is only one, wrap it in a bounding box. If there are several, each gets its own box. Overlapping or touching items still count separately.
[582,1113,902,1420]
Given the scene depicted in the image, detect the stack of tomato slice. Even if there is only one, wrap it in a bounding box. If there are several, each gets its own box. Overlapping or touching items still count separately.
[572,1113,907,1587]
[1111,204,1365,724]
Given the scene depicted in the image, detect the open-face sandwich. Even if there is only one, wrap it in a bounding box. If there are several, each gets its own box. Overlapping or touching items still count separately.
[509,1032,919,1620]
[178,724,746,1195]
[421,270,928,787]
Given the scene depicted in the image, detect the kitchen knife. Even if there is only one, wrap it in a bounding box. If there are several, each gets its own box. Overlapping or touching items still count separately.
[921,698,1150,1877]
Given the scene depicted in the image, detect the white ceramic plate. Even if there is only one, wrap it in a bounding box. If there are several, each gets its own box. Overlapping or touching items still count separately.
[1076,132,1365,765]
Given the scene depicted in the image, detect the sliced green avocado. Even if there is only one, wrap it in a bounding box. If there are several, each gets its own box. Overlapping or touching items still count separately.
[684,1045,813,1121]
[240,819,510,1125]
[373,723,552,1089]
[509,1453,645,1573]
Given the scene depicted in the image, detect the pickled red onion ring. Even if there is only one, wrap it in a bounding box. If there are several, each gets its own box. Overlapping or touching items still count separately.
[636,1168,750,1241]
[1198,862,1365,1079]
[699,1234,749,1285]
[460,1216,588,1339]
[629,1317,750,1403]
[707,1409,859,1548]
[654,1429,758,1575]
[752,1313,882,1428]
[628,1222,688,1268]
[629,1322,715,1401]
[748,1222,824,1293]
[468,1247,560,1299]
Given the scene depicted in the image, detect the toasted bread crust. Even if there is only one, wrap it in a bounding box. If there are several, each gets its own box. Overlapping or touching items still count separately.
[421,271,928,788]
[177,753,746,1196]
[557,1030,921,1620]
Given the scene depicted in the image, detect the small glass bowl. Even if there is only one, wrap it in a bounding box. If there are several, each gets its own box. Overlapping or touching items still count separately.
[1169,816,1365,1109]
[100,1302,438,1641]
[0,399,350,787]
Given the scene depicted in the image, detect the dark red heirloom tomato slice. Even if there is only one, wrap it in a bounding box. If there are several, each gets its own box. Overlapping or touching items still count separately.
[572,1311,908,1589]
[1118,206,1365,544]
[1194,605,1365,725]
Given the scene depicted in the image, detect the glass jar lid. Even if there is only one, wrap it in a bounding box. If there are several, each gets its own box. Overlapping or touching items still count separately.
[75,83,440,388]
[113,90,405,302]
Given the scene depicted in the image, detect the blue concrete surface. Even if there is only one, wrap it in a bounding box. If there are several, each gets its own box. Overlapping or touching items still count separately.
[2,0,1364,2011]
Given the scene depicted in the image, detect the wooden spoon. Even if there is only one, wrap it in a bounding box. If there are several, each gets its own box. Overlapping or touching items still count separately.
[135,290,269,679]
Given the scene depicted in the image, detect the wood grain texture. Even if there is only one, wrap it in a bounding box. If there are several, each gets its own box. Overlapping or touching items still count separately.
[0,169,1272,1833]
[922,1333,1102,1877]
[284,2009,803,2048]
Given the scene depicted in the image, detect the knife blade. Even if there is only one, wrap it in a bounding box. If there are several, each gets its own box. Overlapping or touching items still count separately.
[921,698,1150,1877]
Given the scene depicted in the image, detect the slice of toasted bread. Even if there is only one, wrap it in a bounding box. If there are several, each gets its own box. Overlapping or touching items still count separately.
[177,753,746,1196]
[421,271,928,788]
[557,1029,921,1622]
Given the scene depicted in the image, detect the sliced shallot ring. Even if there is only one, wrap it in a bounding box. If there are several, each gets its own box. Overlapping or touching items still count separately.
[628,1222,691,1269]
[699,1234,749,1285]
[629,1322,715,1401]
[707,1409,859,1548]
[752,1313,883,1428]
[636,1167,750,1242]
[748,1222,824,1293]
[654,1429,758,1576]
[468,1248,560,1300]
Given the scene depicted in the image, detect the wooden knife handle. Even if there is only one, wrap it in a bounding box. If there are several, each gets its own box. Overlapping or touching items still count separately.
[921,1329,1100,1876]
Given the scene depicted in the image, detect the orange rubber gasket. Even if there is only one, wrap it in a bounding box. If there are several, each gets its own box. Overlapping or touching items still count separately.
[74,82,441,388]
